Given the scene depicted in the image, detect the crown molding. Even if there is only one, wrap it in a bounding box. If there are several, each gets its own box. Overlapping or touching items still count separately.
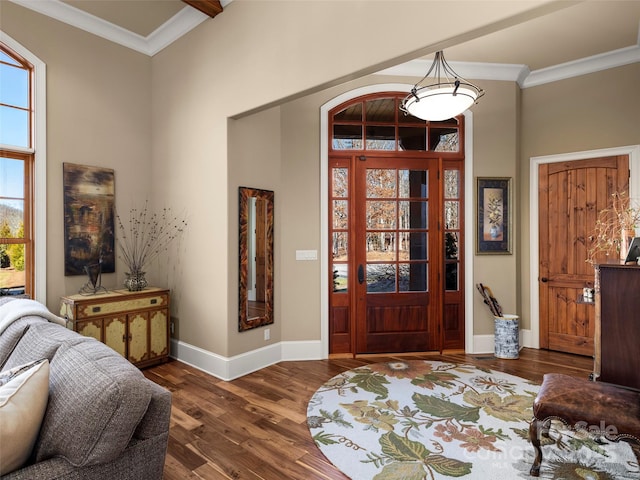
[522,44,640,87]
[146,6,209,56]
[8,0,210,56]
[8,0,639,78]
[376,42,640,89]
[376,59,529,83]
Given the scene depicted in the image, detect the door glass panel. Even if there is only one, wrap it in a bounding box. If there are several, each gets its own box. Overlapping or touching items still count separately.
[445,232,458,259]
[366,201,396,229]
[367,264,395,293]
[399,170,428,198]
[334,102,362,122]
[444,201,458,229]
[398,202,409,229]
[332,167,348,197]
[366,232,396,261]
[399,232,427,261]
[443,167,461,293]
[398,111,426,124]
[365,98,395,122]
[333,124,362,150]
[366,125,395,150]
[444,170,459,198]
[399,127,426,151]
[445,263,458,291]
[332,263,347,293]
[333,200,348,229]
[399,201,427,229]
[367,169,396,197]
[399,263,427,292]
[332,232,348,260]
[430,128,459,152]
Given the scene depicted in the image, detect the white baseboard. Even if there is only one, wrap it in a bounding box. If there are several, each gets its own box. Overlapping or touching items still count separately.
[170,338,323,381]
[171,330,534,380]
[472,334,495,355]
[521,328,535,350]
[471,328,533,355]
[281,340,324,361]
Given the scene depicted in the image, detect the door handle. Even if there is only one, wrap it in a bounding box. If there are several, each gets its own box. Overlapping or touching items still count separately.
[541,277,549,283]
[358,265,365,284]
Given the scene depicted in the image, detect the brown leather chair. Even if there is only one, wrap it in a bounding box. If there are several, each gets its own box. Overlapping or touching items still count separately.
[529,373,640,476]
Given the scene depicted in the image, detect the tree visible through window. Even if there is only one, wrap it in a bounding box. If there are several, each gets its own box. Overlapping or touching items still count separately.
[0,43,34,295]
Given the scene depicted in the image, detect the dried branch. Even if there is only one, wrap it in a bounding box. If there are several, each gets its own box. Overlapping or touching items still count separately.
[587,192,640,265]
[115,200,187,273]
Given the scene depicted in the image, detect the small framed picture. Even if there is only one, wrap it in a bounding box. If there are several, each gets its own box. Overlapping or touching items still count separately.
[476,177,512,254]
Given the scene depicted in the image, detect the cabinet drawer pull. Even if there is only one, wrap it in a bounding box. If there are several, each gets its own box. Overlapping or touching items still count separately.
[150,299,157,305]
[92,306,101,313]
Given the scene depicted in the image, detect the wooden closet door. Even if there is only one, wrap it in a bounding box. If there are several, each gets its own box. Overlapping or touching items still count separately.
[538,155,629,355]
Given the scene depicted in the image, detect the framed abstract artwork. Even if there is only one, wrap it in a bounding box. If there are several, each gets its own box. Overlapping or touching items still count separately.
[63,163,116,275]
[476,177,512,254]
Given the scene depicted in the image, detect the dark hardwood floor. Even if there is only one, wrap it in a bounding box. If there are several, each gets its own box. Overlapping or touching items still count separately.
[143,348,593,480]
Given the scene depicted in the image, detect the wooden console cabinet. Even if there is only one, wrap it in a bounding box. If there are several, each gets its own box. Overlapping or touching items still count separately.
[594,264,640,390]
[60,288,170,369]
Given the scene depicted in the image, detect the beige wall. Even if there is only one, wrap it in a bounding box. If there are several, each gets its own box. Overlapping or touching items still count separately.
[150,0,560,357]
[519,63,640,335]
[471,80,521,333]
[227,108,282,356]
[273,75,522,348]
[5,0,628,364]
[0,2,152,309]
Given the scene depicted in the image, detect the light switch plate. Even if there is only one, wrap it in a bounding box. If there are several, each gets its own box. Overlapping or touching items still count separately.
[296,249,317,261]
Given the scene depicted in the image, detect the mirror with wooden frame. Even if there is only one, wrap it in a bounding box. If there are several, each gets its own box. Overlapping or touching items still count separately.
[239,187,274,331]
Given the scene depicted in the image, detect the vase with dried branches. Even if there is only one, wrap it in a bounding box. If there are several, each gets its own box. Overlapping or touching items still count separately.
[587,192,640,266]
[115,201,187,291]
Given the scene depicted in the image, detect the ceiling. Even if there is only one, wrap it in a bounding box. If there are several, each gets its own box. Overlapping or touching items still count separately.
[9,0,640,85]
[445,1,640,71]
[61,0,188,37]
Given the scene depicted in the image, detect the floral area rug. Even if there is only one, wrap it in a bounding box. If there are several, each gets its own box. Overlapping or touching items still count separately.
[307,360,638,479]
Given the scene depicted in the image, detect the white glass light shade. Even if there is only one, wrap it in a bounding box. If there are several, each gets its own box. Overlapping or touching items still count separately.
[403,85,477,121]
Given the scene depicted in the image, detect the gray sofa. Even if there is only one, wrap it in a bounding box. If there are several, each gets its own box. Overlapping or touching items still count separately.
[0,297,171,479]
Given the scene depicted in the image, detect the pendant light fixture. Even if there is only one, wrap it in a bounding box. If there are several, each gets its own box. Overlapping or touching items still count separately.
[400,51,485,121]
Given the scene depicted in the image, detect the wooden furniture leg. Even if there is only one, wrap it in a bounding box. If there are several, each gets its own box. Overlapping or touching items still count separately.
[529,417,550,477]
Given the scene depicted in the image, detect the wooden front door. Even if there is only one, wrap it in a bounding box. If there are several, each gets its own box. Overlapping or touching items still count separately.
[538,155,629,355]
[354,156,441,353]
[327,94,465,356]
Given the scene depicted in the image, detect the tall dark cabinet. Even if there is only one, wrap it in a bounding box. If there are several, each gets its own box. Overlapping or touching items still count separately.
[594,263,640,390]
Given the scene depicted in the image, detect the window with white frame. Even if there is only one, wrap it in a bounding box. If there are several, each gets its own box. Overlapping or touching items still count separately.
[0,42,35,296]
